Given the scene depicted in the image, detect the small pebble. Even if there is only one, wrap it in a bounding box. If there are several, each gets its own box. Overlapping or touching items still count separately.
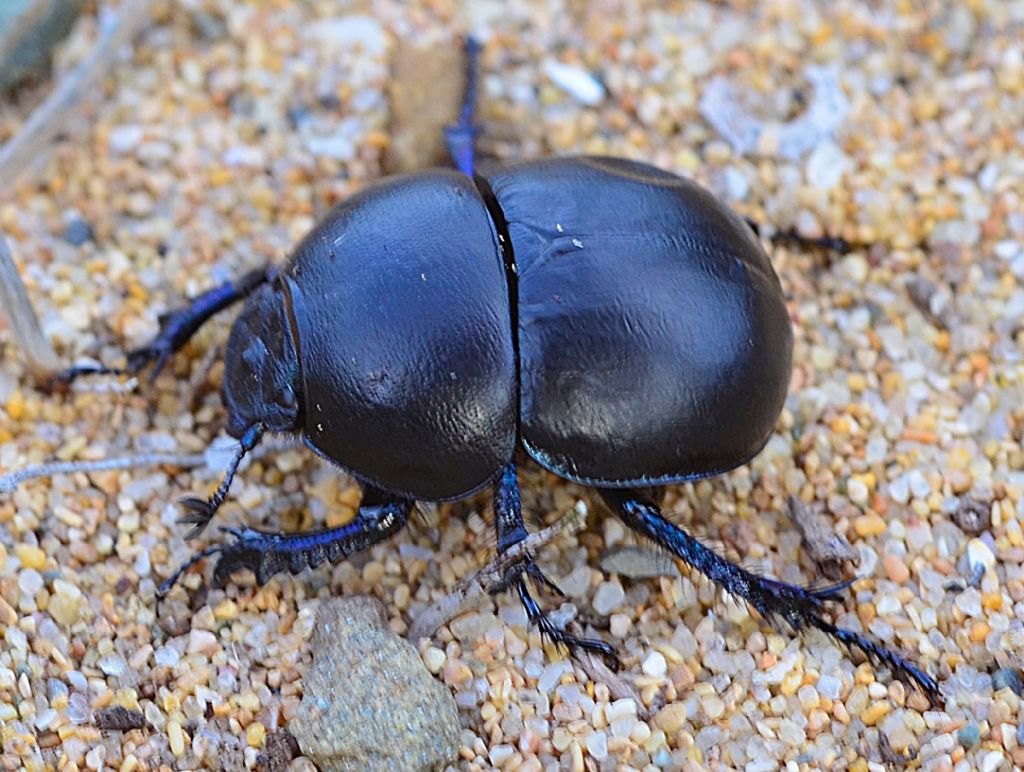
[422,647,446,674]
[14,545,46,570]
[168,720,186,756]
[592,581,625,614]
[883,553,910,583]
[542,60,605,105]
[967,538,997,574]
[993,668,1024,696]
[63,218,94,246]
[642,651,667,678]
[585,731,608,761]
[959,723,981,748]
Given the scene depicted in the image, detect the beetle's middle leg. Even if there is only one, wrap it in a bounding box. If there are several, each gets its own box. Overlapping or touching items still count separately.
[158,487,412,596]
[601,488,940,701]
[491,464,617,661]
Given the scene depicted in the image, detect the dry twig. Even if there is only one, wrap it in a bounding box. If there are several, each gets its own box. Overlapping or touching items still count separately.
[408,502,588,643]
[0,0,154,184]
[786,495,857,581]
[0,438,293,495]
[0,230,59,383]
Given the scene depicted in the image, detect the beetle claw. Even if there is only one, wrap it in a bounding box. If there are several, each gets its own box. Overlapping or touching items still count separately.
[178,496,218,540]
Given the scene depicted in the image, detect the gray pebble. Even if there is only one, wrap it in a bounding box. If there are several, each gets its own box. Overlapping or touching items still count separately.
[63,217,93,246]
[291,596,460,772]
[993,667,1023,696]
[592,580,625,615]
[958,723,980,748]
[599,545,680,580]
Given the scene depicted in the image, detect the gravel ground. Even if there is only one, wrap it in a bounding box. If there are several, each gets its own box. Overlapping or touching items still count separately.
[2,0,1023,769]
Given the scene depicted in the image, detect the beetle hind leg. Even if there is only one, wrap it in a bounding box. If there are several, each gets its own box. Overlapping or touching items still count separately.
[601,489,940,702]
[492,465,617,663]
[444,36,481,177]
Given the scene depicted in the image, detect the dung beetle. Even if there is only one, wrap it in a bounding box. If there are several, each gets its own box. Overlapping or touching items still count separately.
[61,38,937,700]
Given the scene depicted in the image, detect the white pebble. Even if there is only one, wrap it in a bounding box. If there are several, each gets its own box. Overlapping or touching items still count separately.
[605,698,637,722]
[98,655,126,677]
[981,750,1007,772]
[585,730,608,760]
[154,645,180,668]
[488,744,515,766]
[816,674,842,699]
[108,124,144,155]
[542,60,605,105]
[421,647,446,674]
[18,569,43,597]
[592,581,625,614]
[642,651,667,678]
[188,629,219,655]
[85,744,106,770]
[806,140,850,191]
[908,470,931,499]
[538,661,567,694]
[609,613,631,638]
[888,474,910,504]
[847,478,869,506]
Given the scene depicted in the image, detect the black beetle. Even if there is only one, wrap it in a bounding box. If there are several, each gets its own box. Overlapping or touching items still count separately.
[60,39,937,699]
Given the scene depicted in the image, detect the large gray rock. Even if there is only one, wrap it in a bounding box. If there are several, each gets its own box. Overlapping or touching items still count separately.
[292,596,461,771]
[0,0,83,90]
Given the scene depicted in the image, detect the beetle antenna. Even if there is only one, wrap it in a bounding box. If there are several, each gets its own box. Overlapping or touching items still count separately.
[178,424,263,540]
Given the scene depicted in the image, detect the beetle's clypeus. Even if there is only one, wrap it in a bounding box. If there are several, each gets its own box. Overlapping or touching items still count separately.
[59,41,938,701]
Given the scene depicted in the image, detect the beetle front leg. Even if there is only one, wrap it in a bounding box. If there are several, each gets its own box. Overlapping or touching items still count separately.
[53,266,276,386]
[601,489,940,702]
[158,488,412,596]
[492,464,617,663]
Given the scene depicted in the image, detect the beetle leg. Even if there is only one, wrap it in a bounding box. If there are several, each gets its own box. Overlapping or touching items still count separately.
[444,36,481,176]
[51,266,275,387]
[602,489,940,702]
[744,217,853,255]
[177,423,263,539]
[492,465,617,663]
[157,491,412,596]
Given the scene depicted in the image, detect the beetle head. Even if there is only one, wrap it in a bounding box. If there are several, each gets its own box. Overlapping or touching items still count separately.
[223,283,300,438]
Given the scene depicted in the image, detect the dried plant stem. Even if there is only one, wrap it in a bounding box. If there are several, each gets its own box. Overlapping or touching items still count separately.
[408,503,588,643]
[0,438,292,495]
[0,230,60,384]
[0,0,153,184]
[0,451,205,495]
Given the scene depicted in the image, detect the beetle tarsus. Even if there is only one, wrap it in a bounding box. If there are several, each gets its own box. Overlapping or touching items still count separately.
[515,575,619,666]
[810,616,940,703]
[156,543,224,598]
[602,489,938,702]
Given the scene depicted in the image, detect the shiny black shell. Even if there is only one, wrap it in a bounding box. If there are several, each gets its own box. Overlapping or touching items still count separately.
[282,170,516,500]
[278,156,792,499]
[490,157,793,486]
